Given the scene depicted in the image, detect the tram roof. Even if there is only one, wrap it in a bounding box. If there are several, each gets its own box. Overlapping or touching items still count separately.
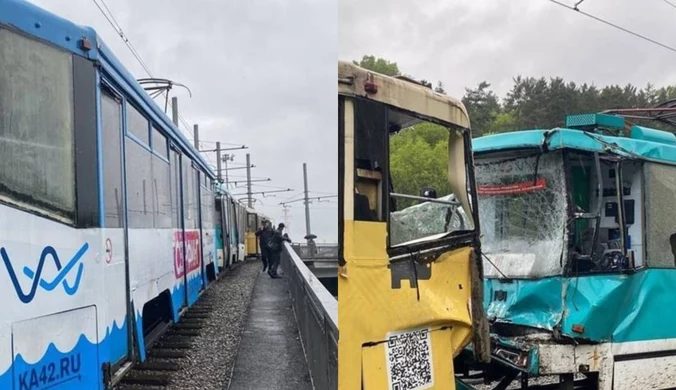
[473,127,676,165]
[0,0,215,179]
[338,61,470,130]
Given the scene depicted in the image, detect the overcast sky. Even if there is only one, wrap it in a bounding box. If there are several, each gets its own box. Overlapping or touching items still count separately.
[28,0,338,242]
[25,0,676,243]
[340,0,676,98]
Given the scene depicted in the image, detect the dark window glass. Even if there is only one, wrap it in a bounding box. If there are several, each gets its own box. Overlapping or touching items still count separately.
[127,103,149,145]
[0,28,75,220]
[101,90,124,228]
[125,138,154,227]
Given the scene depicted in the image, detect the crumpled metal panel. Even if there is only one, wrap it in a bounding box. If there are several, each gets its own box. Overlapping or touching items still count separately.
[562,269,676,343]
[484,277,564,331]
[486,269,676,345]
[473,128,676,165]
[338,220,475,390]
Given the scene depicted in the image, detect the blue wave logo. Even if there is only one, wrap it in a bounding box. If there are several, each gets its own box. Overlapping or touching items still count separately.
[0,243,88,304]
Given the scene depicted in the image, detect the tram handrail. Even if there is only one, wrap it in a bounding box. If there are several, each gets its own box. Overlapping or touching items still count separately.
[282,242,338,390]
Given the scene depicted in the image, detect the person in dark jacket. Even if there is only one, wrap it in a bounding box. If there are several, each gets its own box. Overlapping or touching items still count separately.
[267,223,291,278]
[255,220,274,272]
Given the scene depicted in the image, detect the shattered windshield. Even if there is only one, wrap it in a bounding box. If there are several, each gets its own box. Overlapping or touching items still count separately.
[475,151,567,278]
[387,118,474,247]
[390,194,471,246]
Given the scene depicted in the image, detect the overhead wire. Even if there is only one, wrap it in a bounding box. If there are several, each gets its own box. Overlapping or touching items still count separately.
[545,0,676,54]
[91,0,219,168]
[92,0,198,140]
[661,0,676,10]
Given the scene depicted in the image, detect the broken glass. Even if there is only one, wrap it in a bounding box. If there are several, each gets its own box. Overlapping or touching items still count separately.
[475,151,568,278]
[389,194,470,246]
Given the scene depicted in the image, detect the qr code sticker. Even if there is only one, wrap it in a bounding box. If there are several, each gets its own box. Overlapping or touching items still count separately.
[385,327,434,390]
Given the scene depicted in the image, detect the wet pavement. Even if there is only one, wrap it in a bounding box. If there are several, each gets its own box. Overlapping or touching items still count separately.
[226,270,313,390]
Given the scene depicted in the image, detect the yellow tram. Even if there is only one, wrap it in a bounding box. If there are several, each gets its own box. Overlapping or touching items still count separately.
[245,207,268,259]
[337,61,489,389]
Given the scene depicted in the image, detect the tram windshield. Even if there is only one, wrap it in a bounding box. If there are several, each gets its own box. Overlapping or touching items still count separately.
[475,151,567,278]
[387,115,474,247]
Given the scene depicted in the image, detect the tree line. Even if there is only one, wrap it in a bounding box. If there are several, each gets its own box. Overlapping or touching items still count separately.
[353,55,676,137]
[352,54,676,206]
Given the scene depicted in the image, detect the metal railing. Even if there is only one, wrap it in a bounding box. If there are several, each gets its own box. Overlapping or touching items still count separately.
[291,243,339,260]
[282,242,338,390]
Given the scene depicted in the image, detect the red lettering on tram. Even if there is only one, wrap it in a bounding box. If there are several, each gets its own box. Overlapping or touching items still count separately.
[173,231,202,279]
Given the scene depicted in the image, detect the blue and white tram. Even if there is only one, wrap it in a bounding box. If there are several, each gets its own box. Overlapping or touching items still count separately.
[0,1,229,389]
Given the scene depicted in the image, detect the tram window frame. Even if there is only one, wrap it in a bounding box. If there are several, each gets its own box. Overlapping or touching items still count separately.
[192,165,202,229]
[152,126,169,161]
[152,153,172,229]
[0,27,102,226]
[100,85,125,228]
[182,159,197,229]
[348,96,478,254]
[352,98,389,223]
[126,102,151,146]
[643,161,676,269]
[125,135,155,228]
[564,153,645,274]
[170,148,182,229]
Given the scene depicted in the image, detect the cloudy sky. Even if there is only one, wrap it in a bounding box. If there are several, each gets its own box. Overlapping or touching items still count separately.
[28,0,338,242]
[340,0,676,98]
[24,0,676,243]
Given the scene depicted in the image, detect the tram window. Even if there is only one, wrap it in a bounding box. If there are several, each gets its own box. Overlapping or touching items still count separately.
[388,112,472,247]
[192,167,201,227]
[353,98,388,222]
[644,162,676,268]
[0,28,75,219]
[247,213,256,230]
[170,150,181,229]
[152,156,172,228]
[125,138,154,228]
[182,161,197,229]
[126,103,150,145]
[476,152,567,277]
[101,90,124,228]
[152,127,168,160]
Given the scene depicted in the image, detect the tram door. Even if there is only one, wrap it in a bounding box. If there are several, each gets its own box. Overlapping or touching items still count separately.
[170,147,189,313]
[220,197,231,269]
[101,87,132,365]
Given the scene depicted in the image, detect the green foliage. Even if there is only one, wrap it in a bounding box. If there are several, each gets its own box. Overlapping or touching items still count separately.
[355,54,446,94]
[358,54,676,204]
[353,55,400,77]
[389,123,450,209]
[462,81,500,136]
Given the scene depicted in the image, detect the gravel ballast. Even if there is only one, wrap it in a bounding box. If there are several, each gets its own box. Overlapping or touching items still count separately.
[114,259,261,390]
[166,260,260,390]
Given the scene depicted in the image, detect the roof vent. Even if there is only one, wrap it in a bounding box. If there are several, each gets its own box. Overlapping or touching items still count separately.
[630,125,676,145]
[565,113,625,134]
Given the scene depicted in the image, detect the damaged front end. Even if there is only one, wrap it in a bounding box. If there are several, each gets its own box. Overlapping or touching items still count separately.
[469,118,649,387]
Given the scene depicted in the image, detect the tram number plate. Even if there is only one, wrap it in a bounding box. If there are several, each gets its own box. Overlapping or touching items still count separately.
[18,353,82,390]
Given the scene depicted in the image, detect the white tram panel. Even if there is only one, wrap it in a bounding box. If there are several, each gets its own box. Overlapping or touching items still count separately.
[0,204,114,389]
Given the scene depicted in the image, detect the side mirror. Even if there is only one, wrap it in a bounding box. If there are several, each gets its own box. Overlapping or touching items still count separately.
[420,187,437,199]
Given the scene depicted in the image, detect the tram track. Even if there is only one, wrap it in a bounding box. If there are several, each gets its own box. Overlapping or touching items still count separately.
[112,259,260,390]
[114,301,215,388]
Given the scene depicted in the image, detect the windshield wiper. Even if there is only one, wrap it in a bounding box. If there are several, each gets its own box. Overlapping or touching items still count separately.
[390,192,460,206]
